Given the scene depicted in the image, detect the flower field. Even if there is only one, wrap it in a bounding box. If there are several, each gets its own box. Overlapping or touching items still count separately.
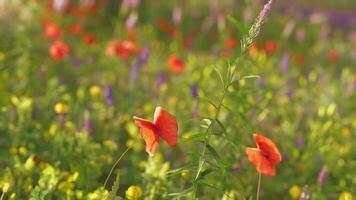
[0,0,355,199]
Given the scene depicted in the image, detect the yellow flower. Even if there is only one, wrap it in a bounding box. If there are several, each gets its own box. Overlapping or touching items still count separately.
[125,185,143,200]
[181,170,191,180]
[2,182,10,193]
[289,185,301,199]
[342,128,350,138]
[24,155,35,171]
[0,52,5,61]
[54,102,69,114]
[339,192,353,200]
[103,140,118,151]
[90,85,102,97]
[18,146,27,155]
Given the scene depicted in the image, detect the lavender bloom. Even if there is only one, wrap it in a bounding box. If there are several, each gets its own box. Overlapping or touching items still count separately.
[104,85,113,106]
[53,0,68,12]
[317,167,328,185]
[231,167,240,173]
[191,84,198,98]
[192,103,199,118]
[172,5,182,25]
[280,53,290,74]
[157,73,166,87]
[258,0,272,22]
[296,28,306,42]
[130,47,150,83]
[125,11,138,29]
[295,136,305,147]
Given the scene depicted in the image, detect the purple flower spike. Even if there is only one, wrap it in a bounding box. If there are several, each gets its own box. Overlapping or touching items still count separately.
[157,73,166,86]
[104,85,113,106]
[190,84,198,98]
[280,53,290,74]
[317,167,328,185]
[259,0,273,23]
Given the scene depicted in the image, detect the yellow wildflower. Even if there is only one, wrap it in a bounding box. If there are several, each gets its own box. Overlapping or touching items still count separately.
[125,185,143,200]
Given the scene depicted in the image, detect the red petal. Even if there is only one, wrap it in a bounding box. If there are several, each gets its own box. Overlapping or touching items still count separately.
[133,117,159,156]
[246,147,276,176]
[153,107,178,147]
[253,134,282,164]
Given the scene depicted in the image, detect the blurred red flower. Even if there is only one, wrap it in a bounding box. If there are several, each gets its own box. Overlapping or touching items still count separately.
[168,55,186,73]
[83,34,96,45]
[68,24,83,35]
[264,40,277,54]
[246,134,282,176]
[327,50,339,63]
[105,40,140,59]
[49,41,69,60]
[225,37,238,49]
[44,21,62,39]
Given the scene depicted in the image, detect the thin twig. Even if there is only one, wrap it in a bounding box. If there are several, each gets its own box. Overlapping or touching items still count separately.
[104,147,131,188]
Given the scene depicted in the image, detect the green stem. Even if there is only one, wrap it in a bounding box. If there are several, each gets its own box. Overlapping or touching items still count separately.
[104,147,131,188]
[256,173,262,200]
[0,192,5,200]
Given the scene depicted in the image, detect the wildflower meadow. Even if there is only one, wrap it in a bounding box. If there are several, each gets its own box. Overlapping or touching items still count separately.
[0,0,355,199]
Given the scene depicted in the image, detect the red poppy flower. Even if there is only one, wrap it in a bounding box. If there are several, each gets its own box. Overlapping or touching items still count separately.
[44,21,62,39]
[68,24,83,35]
[49,41,69,60]
[168,55,186,73]
[133,107,178,156]
[327,50,339,63]
[225,37,238,49]
[83,34,96,45]
[246,134,282,176]
[264,40,277,54]
[294,54,306,65]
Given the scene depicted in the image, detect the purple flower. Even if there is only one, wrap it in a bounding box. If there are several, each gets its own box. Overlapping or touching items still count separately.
[53,0,68,12]
[190,84,198,98]
[295,136,305,147]
[125,11,138,29]
[258,0,273,23]
[104,85,113,106]
[317,167,328,185]
[231,167,240,173]
[172,5,182,25]
[130,47,150,84]
[280,53,290,74]
[192,103,199,118]
[157,73,166,86]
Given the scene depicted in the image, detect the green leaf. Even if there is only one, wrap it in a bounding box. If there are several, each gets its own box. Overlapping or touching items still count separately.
[226,15,246,36]
[206,144,222,163]
[211,65,225,88]
[241,75,260,80]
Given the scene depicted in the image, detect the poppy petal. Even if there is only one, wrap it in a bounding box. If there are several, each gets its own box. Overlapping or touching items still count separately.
[246,147,276,176]
[133,116,159,156]
[153,107,178,147]
[256,154,276,176]
[246,147,261,165]
[253,134,282,164]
